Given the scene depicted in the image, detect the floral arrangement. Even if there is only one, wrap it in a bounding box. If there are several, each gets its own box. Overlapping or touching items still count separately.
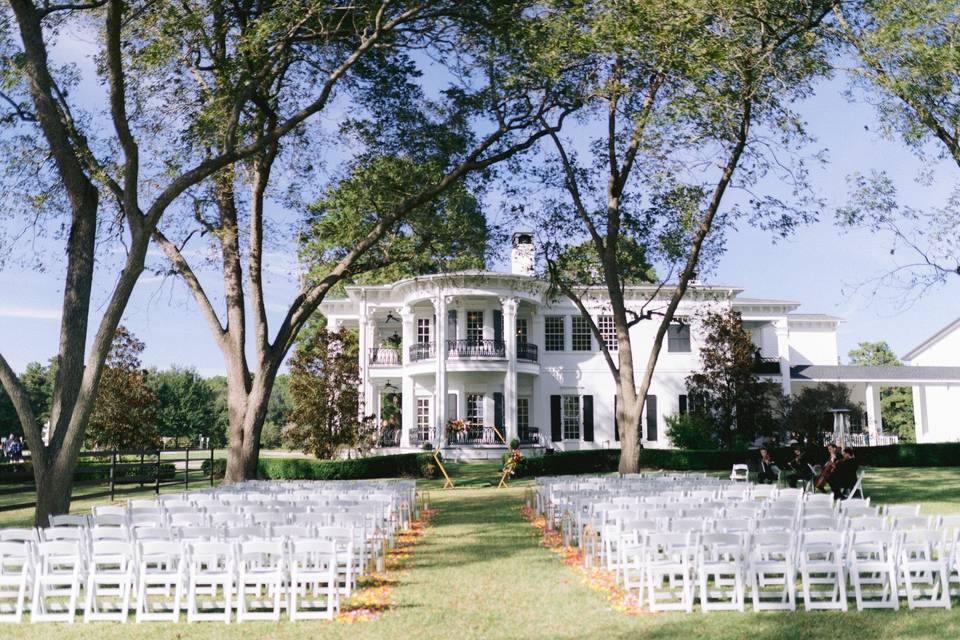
[503,448,524,476]
[445,418,468,435]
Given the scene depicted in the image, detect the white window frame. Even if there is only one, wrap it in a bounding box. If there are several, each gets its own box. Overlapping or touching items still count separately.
[517,397,531,438]
[571,315,592,351]
[466,311,484,344]
[416,397,431,441]
[667,323,691,352]
[544,315,565,351]
[417,318,431,344]
[466,393,485,428]
[562,395,581,440]
[598,315,618,351]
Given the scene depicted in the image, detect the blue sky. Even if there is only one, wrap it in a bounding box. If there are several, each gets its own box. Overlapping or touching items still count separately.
[0,39,958,376]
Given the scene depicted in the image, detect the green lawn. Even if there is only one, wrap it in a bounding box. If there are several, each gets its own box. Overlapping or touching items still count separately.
[1,464,958,639]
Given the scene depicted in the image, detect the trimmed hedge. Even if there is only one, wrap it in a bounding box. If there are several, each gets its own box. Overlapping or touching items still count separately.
[514,442,960,477]
[0,461,176,483]
[257,452,438,481]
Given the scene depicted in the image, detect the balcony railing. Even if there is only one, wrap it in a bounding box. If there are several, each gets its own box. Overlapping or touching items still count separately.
[409,429,436,446]
[376,427,402,448]
[447,339,505,359]
[518,427,541,445]
[409,342,435,362]
[752,356,781,375]
[447,425,505,445]
[517,342,538,363]
[368,347,401,367]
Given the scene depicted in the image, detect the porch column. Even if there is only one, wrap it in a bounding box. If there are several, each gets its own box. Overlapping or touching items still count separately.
[912,385,929,443]
[865,382,882,438]
[401,305,415,447]
[502,297,518,444]
[774,319,792,396]
[358,300,373,419]
[531,309,546,445]
[435,294,448,447]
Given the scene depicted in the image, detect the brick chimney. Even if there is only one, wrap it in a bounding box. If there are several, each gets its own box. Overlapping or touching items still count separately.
[511,231,535,276]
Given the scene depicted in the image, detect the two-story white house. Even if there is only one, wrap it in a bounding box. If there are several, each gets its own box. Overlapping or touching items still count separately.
[319,232,871,458]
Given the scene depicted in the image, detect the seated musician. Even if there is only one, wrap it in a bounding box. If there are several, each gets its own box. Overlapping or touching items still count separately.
[783,445,814,488]
[827,448,860,499]
[824,442,841,466]
[756,446,780,484]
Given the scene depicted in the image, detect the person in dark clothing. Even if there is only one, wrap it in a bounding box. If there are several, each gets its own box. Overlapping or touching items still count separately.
[756,447,780,484]
[828,448,860,499]
[783,445,814,488]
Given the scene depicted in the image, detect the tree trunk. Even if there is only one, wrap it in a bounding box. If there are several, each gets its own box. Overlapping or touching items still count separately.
[614,330,644,474]
[33,456,77,527]
[223,359,277,483]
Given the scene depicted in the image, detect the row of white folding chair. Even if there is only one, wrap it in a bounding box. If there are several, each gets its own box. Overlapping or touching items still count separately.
[0,537,343,623]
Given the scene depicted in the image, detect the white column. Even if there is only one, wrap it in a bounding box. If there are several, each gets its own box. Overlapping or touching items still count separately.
[400,305,415,448]
[774,319,792,396]
[502,297,518,444]
[531,308,546,444]
[912,385,928,443]
[865,382,882,438]
[435,294,448,447]
[358,301,372,419]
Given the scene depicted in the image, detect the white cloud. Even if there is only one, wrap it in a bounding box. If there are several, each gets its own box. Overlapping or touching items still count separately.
[0,306,60,321]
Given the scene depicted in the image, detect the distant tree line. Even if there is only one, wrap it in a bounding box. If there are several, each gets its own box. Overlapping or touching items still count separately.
[0,327,294,452]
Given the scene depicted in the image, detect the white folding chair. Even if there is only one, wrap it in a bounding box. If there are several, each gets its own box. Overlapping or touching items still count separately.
[848,530,900,611]
[288,539,338,621]
[31,540,84,622]
[236,540,285,622]
[798,531,847,611]
[84,540,135,622]
[697,532,746,612]
[135,540,183,623]
[729,465,749,482]
[748,532,796,611]
[0,541,33,623]
[48,515,87,528]
[645,532,696,612]
[899,529,952,610]
[0,528,40,543]
[185,541,235,623]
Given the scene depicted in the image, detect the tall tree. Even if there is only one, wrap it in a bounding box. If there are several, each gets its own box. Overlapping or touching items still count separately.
[833,0,960,294]
[287,326,371,459]
[529,0,832,472]
[686,310,780,447]
[847,340,915,440]
[153,1,583,482]
[148,367,218,447]
[1,0,448,523]
[86,327,160,451]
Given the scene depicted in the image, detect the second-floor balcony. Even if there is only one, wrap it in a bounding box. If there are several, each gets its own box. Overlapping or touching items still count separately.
[368,347,401,367]
[407,340,540,363]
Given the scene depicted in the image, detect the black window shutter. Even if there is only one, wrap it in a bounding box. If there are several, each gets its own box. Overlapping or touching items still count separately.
[679,394,688,415]
[493,310,504,343]
[550,395,562,442]
[614,395,619,441]
[646,395,658,441]
[582,395,594,442]
[493,392,504,431]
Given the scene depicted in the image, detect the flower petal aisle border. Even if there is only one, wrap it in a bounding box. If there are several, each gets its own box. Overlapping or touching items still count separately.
[520,505,646,616]
[336,507,439,623]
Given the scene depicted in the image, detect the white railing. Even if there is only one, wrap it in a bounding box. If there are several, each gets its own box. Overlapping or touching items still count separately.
[846,432,899,447]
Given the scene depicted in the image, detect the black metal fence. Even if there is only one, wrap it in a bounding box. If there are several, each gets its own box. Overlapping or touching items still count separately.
[0,447,216,513]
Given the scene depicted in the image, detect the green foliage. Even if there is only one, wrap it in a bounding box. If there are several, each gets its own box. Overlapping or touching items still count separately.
[287,327,374,459]
[147,367,218,447]
[257,452,437,480]
[664,412,718,450]
[847,340,915,441]
[785,382,862,443]
[201,458,227,480]
[86,327,160,451]
[686,310,781,446]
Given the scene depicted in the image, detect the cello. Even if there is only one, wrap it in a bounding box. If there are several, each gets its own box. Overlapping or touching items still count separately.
[813,459,837,491]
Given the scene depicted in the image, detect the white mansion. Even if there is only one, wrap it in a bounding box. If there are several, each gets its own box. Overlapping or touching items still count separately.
[319,233,960,456]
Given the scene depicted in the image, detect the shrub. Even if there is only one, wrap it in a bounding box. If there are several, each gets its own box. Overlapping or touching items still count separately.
[201,458,227,479]
[421,442,434,451]
[509,438,520,450]
[0,461,176,483]
[257,452,437,480]
[664,412,718,450]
